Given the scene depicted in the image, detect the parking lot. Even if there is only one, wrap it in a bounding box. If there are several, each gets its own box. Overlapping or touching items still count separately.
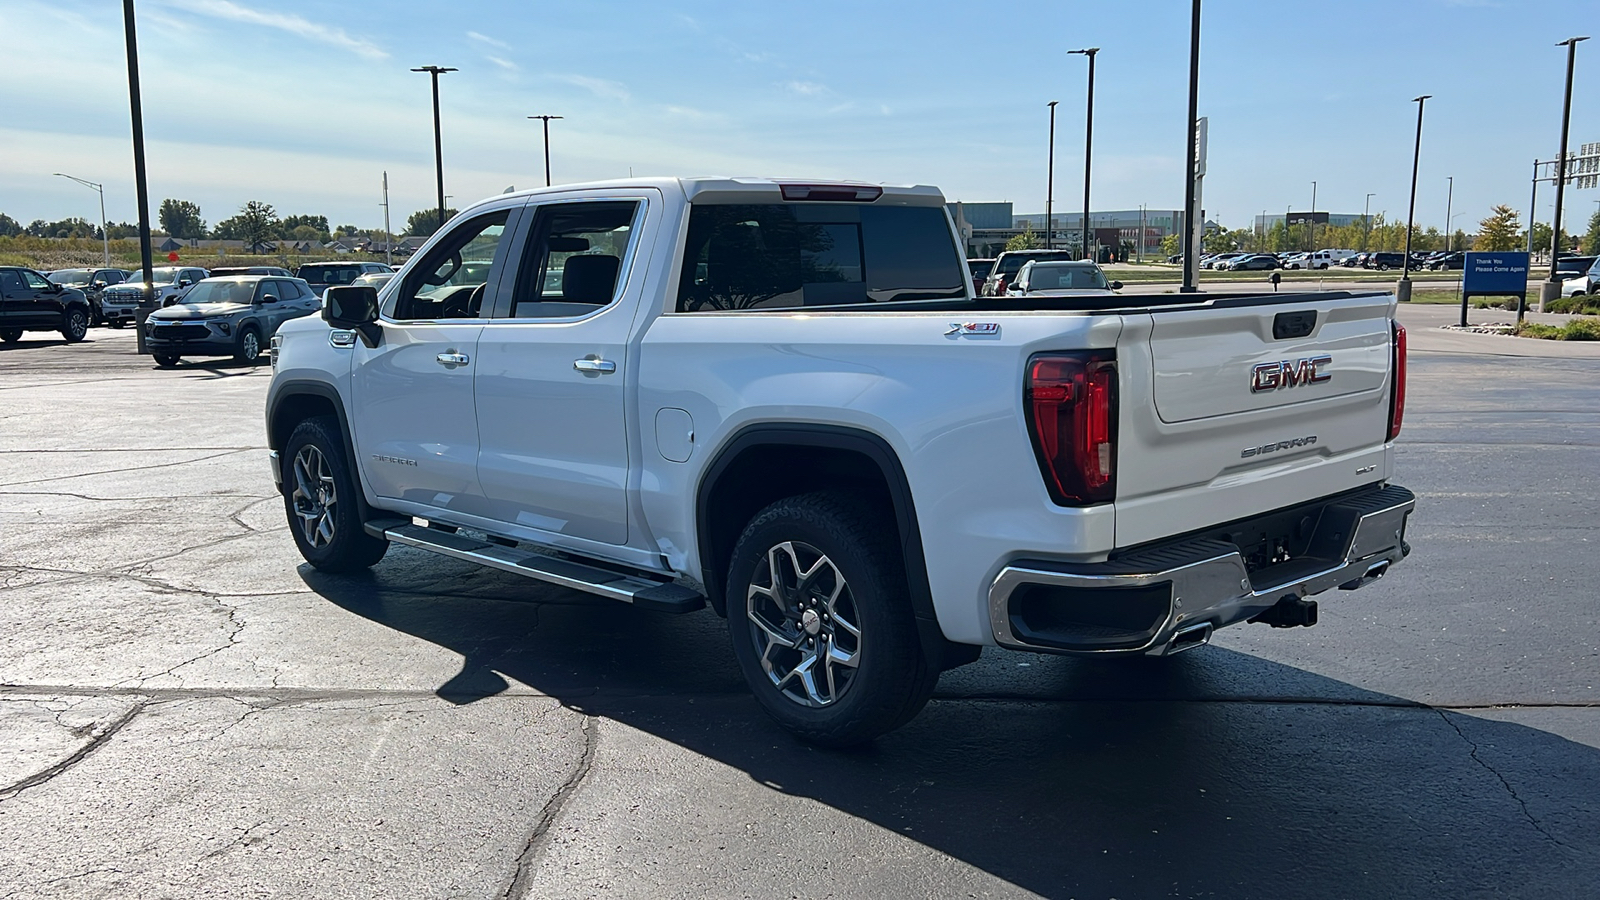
[2,308,1598,898]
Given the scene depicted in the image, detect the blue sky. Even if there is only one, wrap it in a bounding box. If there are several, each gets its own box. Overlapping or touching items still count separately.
[2,0,1596,236]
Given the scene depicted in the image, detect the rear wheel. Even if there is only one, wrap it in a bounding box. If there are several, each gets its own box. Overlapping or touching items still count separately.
[726,492,936,747]
[282,416,389,572]
[61,308,89,343]
[152,353,180,368]
[0,328,21,343]
[109,320,125,329]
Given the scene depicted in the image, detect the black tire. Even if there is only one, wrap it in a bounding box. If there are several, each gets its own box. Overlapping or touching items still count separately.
[61,307,89,343]
[282,415,388,572]
[109,320,125,329]
[235,326,263,364]
[0,328,21,343]
[725,492,936,748]
[153,353,181,368]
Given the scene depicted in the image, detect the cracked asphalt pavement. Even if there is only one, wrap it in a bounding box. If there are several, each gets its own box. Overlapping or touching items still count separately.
[1,310,1598,899]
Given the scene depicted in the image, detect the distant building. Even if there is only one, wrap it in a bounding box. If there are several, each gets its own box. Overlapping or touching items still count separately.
[1255,212,1370,231]
[949,203,1188,260]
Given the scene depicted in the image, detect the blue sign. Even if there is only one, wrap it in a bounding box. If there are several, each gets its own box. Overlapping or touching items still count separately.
[1463,251,1529,295]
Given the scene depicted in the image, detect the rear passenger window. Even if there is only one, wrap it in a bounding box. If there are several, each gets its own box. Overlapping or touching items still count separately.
[675,203,965,311]
[507,201,640,319]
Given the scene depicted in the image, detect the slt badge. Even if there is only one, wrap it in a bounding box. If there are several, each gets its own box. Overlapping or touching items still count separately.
[946,322,1000,337]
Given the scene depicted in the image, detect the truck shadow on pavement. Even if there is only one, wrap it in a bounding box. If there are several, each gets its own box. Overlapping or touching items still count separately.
[301,557,1600,898]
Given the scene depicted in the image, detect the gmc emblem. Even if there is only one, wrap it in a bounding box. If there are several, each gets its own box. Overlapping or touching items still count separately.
[1251,355,1332,393]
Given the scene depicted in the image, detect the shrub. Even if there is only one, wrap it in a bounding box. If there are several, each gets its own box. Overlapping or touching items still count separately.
[1515,319,1600,341]
[1544,296,1600,316]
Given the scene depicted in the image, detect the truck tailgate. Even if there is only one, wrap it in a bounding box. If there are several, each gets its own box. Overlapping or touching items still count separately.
[1113,292,1398,548]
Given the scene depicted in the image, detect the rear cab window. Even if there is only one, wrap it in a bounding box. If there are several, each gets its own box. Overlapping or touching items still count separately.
[675,202,965,311]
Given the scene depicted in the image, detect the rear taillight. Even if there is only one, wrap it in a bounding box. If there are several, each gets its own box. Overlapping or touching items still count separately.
[1388,321,1406,441]
[1026,352,1117,506]
[778,183,883,202]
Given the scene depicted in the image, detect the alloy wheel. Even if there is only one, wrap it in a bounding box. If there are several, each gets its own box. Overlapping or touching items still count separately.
[746,540,862,707]
[240,331,260,361]
[291,445,337,548]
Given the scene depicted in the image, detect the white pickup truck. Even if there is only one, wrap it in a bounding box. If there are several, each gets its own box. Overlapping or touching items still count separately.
[265,177,1414,746]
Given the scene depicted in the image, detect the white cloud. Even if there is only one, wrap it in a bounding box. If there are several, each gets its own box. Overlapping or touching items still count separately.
[162,0,388,60]
[486,55,519,72]
[555,74,630,102]
[784,80,829,97]
[466,30,510,50]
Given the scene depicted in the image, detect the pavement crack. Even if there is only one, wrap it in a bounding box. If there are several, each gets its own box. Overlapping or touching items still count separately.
[0,701,147,801]
[498,714,599,900]
[0,448,253,489]
[1436,708,1570,850]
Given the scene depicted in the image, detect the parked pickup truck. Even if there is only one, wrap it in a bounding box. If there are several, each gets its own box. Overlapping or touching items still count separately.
[265,177,1414,747]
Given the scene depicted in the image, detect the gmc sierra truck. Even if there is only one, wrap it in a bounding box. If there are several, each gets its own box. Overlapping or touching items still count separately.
[265,177,1414,747]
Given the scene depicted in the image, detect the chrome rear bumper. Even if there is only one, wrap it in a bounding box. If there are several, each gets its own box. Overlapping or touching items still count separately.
[989,484,1415,656]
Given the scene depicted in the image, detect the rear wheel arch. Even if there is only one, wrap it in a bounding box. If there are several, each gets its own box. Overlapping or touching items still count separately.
[693,423,973,667]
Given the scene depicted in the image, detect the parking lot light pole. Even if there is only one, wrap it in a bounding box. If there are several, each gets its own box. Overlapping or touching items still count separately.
[1180,0,1202,292]
[412,65,457,234]
[1069,48,1098,261]
[53,174,110,265]
[122,0,154,354]
[1399,94,1431,303]
[1541,36,1588,312]
[527,115,563,187]
[1444,176,1453,252]
[1310,180,1317,252]
[1045,101,1057,250]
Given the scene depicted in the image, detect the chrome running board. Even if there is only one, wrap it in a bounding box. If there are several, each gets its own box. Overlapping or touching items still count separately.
[366,519,705,614]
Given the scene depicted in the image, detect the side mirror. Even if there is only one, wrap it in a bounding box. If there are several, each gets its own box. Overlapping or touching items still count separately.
[323,285,381,347]
[1109,280,1123,291]
[93,280,108,289]
[178,279,192,288]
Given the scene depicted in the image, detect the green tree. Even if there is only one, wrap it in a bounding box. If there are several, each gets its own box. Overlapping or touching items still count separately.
[25,217,98,238]
[158,199,206,238]
[213,200,280,250]
[1526,221,1551,254]
[1584,210,1600,256]
[1159,233,1182,258]
[0,213,23,237]
[1476,205,1521,251]
[281,214,330,241]
[405,207,458,238]
[1004,225,1038,252]
[1201,224,1234,254]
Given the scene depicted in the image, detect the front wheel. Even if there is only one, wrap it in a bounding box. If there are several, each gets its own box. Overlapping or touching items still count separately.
[726,492,936,748]
[109,320,125,329]
[153,353,180,368]
[61,308,89,343]
[0,327,21,343]
[234,326,262,364]
[282,416,389,572]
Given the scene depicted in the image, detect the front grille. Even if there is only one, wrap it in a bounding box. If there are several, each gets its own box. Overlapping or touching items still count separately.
[153,323,210,340]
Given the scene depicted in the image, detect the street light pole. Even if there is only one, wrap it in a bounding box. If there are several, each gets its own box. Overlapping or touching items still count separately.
[1045,101,1058,250]
[412,65,457,234]
[121,0,154,354]
[1444,176,1453,252]
[1399,94,1431,303]
[1365,192,1375,250]
[1180,0,1202,292]
[527,115,563,187]
[1541,36,1588,312]
[1310,180,1317,252]
[1069,48,1099,262]
[53,173,109,265]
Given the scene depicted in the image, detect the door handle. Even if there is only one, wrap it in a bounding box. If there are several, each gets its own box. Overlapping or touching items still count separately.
[573,358,616,374]
[436,351,470,367]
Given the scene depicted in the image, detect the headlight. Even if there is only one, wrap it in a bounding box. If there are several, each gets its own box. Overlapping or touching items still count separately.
[270,334,283,371]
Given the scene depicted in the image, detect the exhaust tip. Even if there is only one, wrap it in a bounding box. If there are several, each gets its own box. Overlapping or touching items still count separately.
[1165,622,1213,655]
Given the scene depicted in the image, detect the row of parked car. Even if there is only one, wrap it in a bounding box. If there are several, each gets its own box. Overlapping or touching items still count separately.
[1,261,398,365]
[1186,249,1474,272]
[966,249,1124,298]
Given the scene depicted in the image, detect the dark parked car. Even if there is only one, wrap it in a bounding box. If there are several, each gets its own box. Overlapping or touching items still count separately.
[144,275,321,367]
[1342,252,1369,268]
[46,267,131,325]
[981,249,1078,296]
[1427,252,1464,271]
[1228,254,1280,271]
[0,266,93,343]
[966,258,995,296]
[295,261,394,298]
[1365,252,1407,270]
[208,266,292,277]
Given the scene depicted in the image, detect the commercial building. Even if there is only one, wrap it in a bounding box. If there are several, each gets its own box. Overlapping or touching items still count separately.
[948,201,1190,261]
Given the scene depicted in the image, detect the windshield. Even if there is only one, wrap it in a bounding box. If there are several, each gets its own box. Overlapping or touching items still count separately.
[998,251,1074,278]
[48,269,93,285]
[298,265,363,285]
[178,280,256,305]
[1026,264,1109,290]
[1556,257,1595,276]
